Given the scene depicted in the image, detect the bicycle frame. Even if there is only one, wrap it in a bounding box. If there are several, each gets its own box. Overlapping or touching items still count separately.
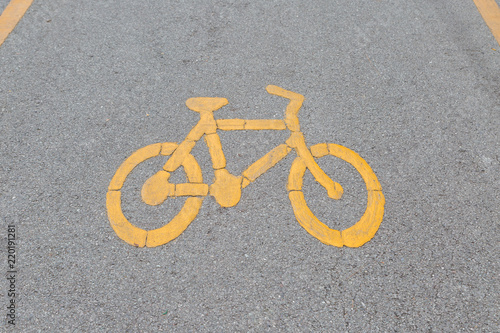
[141,85,343,208]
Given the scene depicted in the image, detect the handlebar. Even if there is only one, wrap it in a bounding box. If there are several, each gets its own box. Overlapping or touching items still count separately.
[266,85,304,132]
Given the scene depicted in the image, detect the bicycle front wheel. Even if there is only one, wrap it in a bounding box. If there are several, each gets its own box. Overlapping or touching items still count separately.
[106,142,205,247]
[288,143,384,247]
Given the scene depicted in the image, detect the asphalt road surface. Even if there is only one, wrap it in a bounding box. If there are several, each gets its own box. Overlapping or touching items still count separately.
[1,0,499,331]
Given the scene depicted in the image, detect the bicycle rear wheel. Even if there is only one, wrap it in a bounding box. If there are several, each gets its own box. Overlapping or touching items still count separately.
[106,142,205,247]
[288,143,384,247]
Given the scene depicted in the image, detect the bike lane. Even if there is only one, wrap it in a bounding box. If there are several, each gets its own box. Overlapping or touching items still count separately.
[0,1,499,331]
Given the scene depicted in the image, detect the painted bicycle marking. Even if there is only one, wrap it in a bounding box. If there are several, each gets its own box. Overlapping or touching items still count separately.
[106,85,385,248]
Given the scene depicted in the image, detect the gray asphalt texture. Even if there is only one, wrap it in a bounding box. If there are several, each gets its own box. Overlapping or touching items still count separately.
[1,0,499,331]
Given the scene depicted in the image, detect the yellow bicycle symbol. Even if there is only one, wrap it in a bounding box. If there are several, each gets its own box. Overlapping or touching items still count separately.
[106,85,385,248]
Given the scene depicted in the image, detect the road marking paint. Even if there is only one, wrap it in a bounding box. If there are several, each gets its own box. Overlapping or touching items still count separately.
[216,119,287,130]
[288,144,385,247]
[287,132,344,200]
[242,144,291,182]
[310,143,329,158]
[107,142,204,247]
[175,183,209,197]
[216,119,246,130]
[209,169,242,208]
[473,0,500,45]
[107,86,385,248]
[0,0,33,47]
[289,191,344,247]
[108,143,162,191]
[107,191,148,247]
[205,133,226,170]
[328,144,382,191]
[286,157,306,191]
[244,119,286,130]
[183,154,204,183]
[141,170,173,206]
[163,140,196,172]
[146,197,204,248]
[160,142,178,156]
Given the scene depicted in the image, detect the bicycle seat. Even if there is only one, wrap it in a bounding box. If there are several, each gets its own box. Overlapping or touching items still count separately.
[186,97,228,113]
